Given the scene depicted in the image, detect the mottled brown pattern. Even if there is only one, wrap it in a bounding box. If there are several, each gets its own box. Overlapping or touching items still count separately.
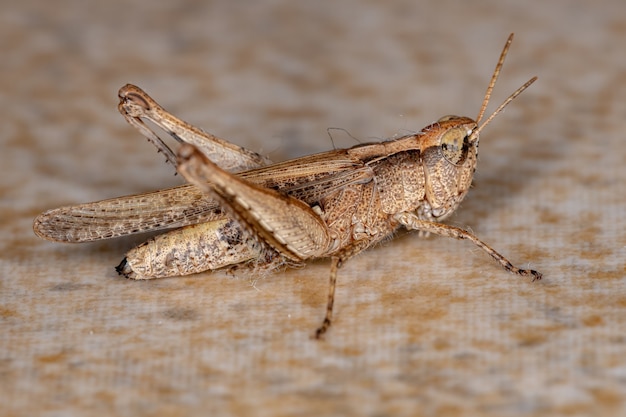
[2,0,626,415]
[36,57,540,337]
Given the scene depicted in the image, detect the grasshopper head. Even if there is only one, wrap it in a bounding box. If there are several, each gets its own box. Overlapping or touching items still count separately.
[418,34,537,220]
[419,116,479,219]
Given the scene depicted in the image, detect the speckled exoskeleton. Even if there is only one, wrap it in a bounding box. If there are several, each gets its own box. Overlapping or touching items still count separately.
[34,34,541,337]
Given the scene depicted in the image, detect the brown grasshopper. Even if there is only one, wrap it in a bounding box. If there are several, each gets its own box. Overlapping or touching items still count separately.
[34,34,541,337]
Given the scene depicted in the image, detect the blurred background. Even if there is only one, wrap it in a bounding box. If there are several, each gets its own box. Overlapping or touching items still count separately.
[1,0,625,415]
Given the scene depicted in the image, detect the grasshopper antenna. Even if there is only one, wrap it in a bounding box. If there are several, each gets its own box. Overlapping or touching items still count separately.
[326,127,362,150]
[471,33,537,141]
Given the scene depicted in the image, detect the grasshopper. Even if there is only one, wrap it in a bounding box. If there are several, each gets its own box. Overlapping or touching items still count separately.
[34,34,541,337]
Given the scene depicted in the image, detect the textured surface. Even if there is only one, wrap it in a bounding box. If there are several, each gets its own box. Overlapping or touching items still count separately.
[2,0,625,415]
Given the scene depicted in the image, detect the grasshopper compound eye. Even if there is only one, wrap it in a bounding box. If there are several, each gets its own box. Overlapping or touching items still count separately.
[440,126,471,165]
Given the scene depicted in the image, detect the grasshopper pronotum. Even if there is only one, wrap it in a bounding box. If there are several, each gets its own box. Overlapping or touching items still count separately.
[34,34,541,337]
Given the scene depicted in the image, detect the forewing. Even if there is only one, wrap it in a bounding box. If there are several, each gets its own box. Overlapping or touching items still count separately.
[34,150,374,243]
[33,184,221,243]
[243,151,374,203]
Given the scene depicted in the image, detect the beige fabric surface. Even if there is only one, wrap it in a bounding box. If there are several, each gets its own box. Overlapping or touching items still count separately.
[1,0,625,415]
